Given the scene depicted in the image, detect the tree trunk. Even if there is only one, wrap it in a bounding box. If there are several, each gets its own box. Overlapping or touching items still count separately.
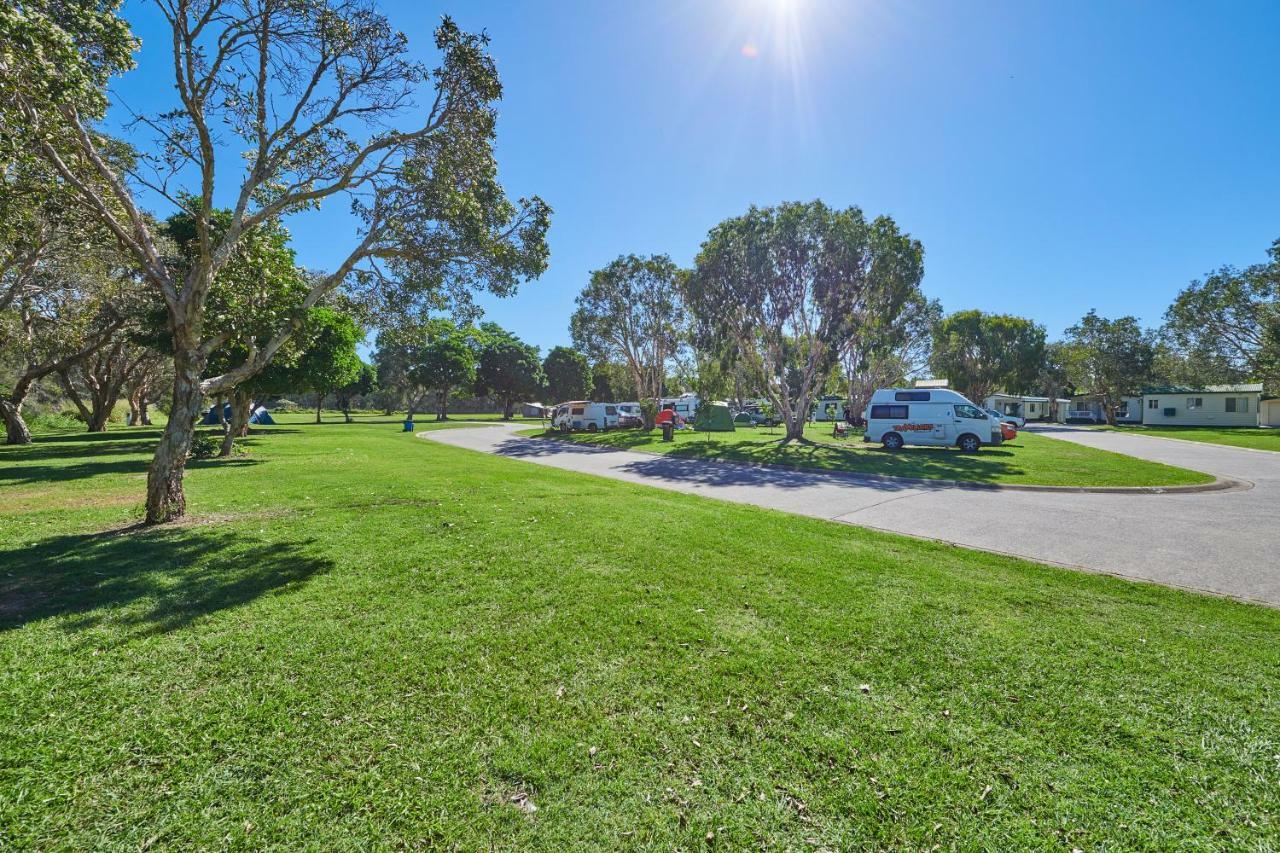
[436,390,449,421]
[128,395,143,427]
[503,397,514,420]
[139,393,152,425]
[219,389,252,457]
[145,355,204,525]
[315,394,323,424]
[1,397,31,445]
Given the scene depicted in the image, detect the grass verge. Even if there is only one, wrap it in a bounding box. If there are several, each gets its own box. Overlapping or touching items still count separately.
[1,421,1275,847]
[520,422,1214,487]
[1102,424,1280,453]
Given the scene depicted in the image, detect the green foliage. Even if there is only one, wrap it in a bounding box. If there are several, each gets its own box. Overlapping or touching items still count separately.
[1061,311,1155,423]
[474,327,545,415]
[542,346,591,403]
[402,320,479,414]
[929,310,1046,403]
[290,308,363,399]
[1163,237,1279,393]
[686,201,924,437]
[571,254,684,402]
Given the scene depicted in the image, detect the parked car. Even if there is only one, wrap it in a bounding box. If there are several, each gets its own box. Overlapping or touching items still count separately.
[985,408,1026,429]
[552,401,620,432]
[615,402,643,427]
[864,388,1004,452]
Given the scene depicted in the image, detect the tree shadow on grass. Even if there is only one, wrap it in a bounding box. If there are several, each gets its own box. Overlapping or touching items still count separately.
[0,456,260,486]
[0,523,331,641]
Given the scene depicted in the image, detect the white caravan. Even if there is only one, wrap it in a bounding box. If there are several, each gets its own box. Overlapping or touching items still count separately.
[863,388,1004,452]
[657,393,700,420]
[552,401,620,432]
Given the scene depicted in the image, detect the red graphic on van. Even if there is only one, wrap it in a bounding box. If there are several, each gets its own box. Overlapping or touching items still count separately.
[894,423,935,431]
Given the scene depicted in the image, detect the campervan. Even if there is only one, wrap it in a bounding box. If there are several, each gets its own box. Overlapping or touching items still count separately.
[615,402,643,427]
[863,388,1003,452]
[551,401,620,432]
[657,393,700,421]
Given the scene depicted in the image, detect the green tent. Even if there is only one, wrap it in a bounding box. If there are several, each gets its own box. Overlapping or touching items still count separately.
[694,401,736,432]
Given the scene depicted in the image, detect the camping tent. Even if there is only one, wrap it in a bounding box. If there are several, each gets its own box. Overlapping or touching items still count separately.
[248,406,275,425]
[694,401,735,432]
[200,403,232,425]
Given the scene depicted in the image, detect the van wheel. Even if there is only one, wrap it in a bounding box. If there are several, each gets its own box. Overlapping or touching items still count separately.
[882,432,904,450]
[587,423,598,432]
[958,433,981,452]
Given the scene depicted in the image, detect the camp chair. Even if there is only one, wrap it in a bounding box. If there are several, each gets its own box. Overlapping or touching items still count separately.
[832,421,849,439]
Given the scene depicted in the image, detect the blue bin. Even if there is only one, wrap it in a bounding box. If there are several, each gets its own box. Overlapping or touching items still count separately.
[403,420,415,432]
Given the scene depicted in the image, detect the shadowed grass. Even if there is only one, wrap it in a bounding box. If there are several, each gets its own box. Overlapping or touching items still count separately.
[0,420,1276,848]
[521,423,1213,487]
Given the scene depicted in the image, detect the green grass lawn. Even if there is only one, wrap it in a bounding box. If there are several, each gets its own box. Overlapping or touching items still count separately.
[1103,424,1280,453]
[2,421,1277,848]
[521,422,1213,487]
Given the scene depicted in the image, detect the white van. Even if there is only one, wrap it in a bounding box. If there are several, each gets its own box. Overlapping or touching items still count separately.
[552,401,619,432]
[863,388,1003,452]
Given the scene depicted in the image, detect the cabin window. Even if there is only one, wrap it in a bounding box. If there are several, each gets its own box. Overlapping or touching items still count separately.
[1225,397,1248,413]
[894,391,930,402]
[870,404,909,420]
[1186,397,1203,410]
[1148,399,1159,409]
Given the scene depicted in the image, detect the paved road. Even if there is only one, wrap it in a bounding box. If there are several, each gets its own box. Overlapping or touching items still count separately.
[424,424,1280,606]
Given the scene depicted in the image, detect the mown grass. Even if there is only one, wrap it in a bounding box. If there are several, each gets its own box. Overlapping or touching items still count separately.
[523,422,1213,487]
[1104,424,1280,453]
[2,420,1277,848]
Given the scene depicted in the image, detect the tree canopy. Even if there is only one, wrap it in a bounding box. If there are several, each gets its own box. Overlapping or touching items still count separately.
[542,346,591,403]
[1061,310,1155,425]
[929,310,1046,404]
[685,201,924,440]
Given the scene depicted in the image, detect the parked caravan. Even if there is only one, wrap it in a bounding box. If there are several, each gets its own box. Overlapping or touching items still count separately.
[551,401,620,432]
[657,393,701,421]
[863,388,1003,452]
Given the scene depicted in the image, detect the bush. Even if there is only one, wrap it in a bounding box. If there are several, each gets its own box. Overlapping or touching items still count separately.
[27,410,83,432]
[187,434,221,459]
[639,399,658,432]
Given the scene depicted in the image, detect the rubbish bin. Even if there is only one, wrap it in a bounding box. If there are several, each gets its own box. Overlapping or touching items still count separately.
[661,422,674,442]
[403,419,415,432]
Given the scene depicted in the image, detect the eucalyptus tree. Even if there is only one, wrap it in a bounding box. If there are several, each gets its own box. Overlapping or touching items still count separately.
[570,254,684,425]
[929,310,1046,404]
[1163,237,1279,391]
[1061,311,1155,426]
[334,362,377,423]
[56,339,154,432]
[291,307,363,424]
[684,201,924,441]
[4,3,550,522]
[410,320,477,421]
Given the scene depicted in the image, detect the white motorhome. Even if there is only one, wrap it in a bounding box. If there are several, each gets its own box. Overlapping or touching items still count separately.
[657,393,700,421]
[551,401,620,432]
[863,388,1003,452]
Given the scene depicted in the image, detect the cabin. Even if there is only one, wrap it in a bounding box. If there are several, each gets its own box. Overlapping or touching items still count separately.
[1140,384,1265,427]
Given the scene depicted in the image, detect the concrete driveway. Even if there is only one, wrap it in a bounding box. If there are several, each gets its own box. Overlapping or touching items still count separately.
[424,423,1280,606]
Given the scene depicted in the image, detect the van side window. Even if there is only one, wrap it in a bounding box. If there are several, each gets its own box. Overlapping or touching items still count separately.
[894,391,930,402]
[570,406,584,415]
[605,406,617,415]
[870,404,909,419]
[954,404,985,419]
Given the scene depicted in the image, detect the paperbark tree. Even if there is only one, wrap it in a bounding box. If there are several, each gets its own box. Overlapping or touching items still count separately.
[842,293,940,421]
[5,3,550,522]
[684,201,924,441]
[125,352,169,426]
[409,321,477,421]
[290,308,362,424]
[56,338,153,431]
[570,255,683,427]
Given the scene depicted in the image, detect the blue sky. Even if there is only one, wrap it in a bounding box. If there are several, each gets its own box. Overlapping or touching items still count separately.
[111,0,1280,354]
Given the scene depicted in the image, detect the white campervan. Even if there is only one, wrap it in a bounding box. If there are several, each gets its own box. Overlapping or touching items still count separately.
[863,388,1003,452]
[657,393,700,421]
[552,401,620,432]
